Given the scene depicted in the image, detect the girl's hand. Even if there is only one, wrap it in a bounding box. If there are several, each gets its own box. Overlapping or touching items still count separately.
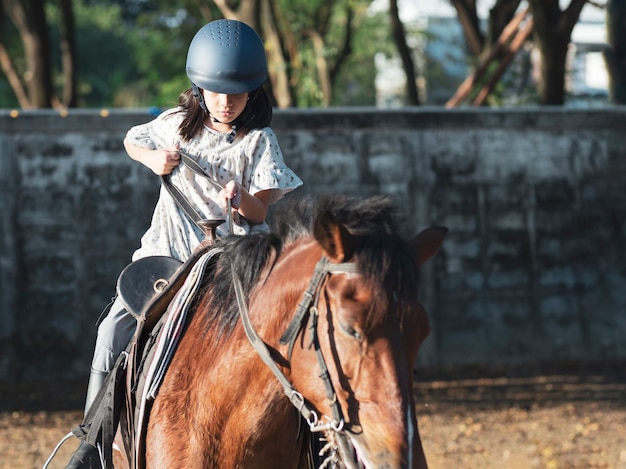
[147,146,180,175]
[219,180,242,210]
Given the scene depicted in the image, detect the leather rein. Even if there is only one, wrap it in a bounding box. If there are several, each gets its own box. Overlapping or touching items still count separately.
[162,150,235,235]
[232,257,363,469]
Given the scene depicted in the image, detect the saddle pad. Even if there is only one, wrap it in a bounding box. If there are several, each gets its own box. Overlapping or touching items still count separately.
[131,248,221,469]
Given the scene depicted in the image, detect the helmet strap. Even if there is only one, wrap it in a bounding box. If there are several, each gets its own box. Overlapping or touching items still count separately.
[209,114,237,143]
[192,84,236,143]
[226,125,237,143]
[191,83,207,111]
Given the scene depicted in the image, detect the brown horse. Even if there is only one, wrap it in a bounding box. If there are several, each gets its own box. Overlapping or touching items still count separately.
[141,194,445,469]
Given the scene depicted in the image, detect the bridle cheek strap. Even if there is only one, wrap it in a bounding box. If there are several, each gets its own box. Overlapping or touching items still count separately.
[231,257,357,432]
[280,258,357,354]
[279,257,330,351]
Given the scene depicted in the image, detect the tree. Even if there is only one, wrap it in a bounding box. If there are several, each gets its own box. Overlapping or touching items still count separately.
[0,0,392,108]
[451,0,522,58]
[446,7,534,107]
[527,0,588,104]
[0,0,52,108]
[389,0,420,104]
[0,0,76,108]
[450,0,591,105]
[58,0,77,107]
[218,0,371,107]
[448,0,526,105]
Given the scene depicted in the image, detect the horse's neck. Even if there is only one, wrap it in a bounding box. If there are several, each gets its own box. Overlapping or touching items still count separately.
[147,239,323,468]
[149,327,301,468]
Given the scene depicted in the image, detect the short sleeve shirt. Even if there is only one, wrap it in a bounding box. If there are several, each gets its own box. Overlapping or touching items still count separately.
[126,107,303,262]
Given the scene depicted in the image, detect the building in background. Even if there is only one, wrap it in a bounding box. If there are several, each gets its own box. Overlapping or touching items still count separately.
[568,18,608,105]
[375,2,609,107]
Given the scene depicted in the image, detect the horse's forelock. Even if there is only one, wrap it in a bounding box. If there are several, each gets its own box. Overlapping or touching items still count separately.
[196,194,419,336]
[330,195,421,326]
[275,194,421,322]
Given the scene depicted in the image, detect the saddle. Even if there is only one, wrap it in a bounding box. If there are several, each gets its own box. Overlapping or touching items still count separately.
[116,256,183,323]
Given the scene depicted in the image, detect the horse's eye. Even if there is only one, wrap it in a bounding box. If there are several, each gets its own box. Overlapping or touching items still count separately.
[341,323,363,341]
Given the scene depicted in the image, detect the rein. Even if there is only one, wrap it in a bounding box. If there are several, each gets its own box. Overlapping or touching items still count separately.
[232,257,362,468]
[162,149,234,235]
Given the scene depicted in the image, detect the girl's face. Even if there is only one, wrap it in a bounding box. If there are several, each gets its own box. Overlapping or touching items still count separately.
[203,89,249,131]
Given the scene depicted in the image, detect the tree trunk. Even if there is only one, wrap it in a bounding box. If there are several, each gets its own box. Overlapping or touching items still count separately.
[389,0,419,105]
[528,0,587,105]
[213,0,259,30]
[260,0,293,107]
[306,29,332,106]
[485,0,523,53]
[3,0,53,108]
[0,4,30,108]
[58,0,77,108]
[450,0,484,56]
[604,0,626,104]
[536,35,569,105]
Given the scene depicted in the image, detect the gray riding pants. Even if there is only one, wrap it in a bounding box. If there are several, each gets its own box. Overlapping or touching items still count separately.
[90,296,136,375]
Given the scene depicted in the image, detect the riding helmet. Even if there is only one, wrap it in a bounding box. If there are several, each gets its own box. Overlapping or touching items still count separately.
[186,19,268,95]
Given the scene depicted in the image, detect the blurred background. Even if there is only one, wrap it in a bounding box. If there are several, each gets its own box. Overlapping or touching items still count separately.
[2,1,626,468]
[0,0,621,109]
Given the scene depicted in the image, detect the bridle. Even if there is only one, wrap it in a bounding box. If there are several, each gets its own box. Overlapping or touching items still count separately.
[232,256,364,469]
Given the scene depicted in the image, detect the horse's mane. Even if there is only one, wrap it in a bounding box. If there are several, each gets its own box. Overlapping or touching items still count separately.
[193,193,420,338]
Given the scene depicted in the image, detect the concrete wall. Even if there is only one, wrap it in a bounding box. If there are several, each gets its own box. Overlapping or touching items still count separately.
[1,107,625,383]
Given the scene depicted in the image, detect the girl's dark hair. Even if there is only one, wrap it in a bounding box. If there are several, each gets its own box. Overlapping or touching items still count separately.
[176,87,273,143]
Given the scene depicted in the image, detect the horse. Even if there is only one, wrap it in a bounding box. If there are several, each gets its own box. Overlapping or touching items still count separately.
[139,193,445,469]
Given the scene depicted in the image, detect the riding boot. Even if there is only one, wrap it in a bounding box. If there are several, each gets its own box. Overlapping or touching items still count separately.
[65,369,108,469]
[65,442,101,469]
[84,368,108,415]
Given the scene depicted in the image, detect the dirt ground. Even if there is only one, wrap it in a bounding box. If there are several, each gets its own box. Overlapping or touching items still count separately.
[1,360,625,469]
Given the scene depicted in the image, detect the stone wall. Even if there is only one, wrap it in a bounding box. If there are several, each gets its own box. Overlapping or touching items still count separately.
[1,107,625,383]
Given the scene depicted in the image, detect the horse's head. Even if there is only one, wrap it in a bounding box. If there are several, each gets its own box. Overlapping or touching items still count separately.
[147,194,445,469]
[261,194,446,469]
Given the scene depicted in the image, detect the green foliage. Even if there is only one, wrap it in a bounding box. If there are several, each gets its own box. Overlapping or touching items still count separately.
[71,1,137,106]
[71,0,200,107]
[0,10,24,107]
[275,0,394,107]
[332,7,395,106]
[0,0,397,108]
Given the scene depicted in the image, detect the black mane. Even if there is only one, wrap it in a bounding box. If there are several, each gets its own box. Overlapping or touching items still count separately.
[195,193,420,337]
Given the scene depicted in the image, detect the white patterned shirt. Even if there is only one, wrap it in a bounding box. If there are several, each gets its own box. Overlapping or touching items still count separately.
[126,107,303,262]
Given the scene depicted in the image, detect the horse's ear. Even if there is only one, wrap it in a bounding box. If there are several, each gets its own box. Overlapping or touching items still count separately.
[409,226,447,265]
[314,213,353,263]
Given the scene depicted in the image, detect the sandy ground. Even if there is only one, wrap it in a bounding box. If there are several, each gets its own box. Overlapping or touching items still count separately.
[1,360,625,469]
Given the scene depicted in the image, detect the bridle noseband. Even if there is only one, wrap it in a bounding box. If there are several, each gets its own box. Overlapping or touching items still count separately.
[232,256,362,469]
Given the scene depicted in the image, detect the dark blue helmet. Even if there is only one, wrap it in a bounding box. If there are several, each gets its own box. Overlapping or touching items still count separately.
[186,19,268,95]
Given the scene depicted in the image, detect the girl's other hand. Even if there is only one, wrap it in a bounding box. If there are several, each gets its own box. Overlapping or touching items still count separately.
[219,180,242,210]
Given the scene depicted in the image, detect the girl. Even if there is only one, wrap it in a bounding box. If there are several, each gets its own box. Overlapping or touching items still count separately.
[67,19,302,467]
